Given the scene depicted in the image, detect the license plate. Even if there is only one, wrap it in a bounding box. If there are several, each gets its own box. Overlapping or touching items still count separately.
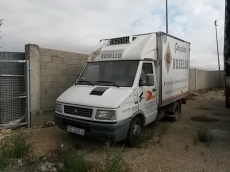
[67,126,85,136]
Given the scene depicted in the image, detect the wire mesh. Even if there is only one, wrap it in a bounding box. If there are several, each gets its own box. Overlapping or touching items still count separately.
[0,99,25,123]
[0,77,25,99]
[0,61,26,124]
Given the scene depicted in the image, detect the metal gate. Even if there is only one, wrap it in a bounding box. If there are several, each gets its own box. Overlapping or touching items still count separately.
[0,60,30,129]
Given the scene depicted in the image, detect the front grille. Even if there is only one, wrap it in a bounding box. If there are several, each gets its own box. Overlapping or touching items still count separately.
[64,106,93,118]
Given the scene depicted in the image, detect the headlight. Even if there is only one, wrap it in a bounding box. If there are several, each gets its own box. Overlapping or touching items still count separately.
[55,103,62,113]
[95,110,116,120]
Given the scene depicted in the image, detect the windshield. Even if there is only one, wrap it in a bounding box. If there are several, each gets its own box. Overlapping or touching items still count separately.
[76,61,139,87]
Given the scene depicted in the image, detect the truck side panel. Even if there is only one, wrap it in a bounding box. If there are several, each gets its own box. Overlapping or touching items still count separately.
[160,33,190,107]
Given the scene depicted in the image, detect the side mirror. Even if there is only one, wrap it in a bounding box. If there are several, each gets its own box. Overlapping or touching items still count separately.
[146,74,154,86]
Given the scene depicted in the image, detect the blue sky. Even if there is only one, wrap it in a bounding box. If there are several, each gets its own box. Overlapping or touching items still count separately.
[0,0,225,70]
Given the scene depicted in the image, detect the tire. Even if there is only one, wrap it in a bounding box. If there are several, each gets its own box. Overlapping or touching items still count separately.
[126,117,142,147]
[173,102,181,121]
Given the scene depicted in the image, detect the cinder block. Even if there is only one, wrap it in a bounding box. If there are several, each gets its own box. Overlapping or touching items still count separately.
[40,97,47,109]
[58,88,66,95]
[63,57,73,64]
[58,81,73,88]
[56,70,62,76]
[40,55,51,62]
[47,76,58,81]
[50,69,62,76]
[50,88,58,95]
[40,82,48,95]
[39,48,47,56]
[72,68,83,76]
[51,56,63,63]
[46,100,55,109]
[68,64,78,70]
[41,75,47,81]
[41,69,52,76]
[62,69,72,76]
[58,76,68,82]
[71,70,79,76]
[46,63,58,69]
[50,69,57,75]
[57,64,68,70]
[40,62,46,69]
[50,81,59,88]
[68,76,77,82]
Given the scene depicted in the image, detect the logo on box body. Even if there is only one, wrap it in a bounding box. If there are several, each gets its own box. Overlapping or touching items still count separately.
[164,43,172,74]
[100,51,122,59]
[175,43,186,53]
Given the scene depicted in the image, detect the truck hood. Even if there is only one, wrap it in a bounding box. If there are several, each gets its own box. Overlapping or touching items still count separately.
[56,85,133,108]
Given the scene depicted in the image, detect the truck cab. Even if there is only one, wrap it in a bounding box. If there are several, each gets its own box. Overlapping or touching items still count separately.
[55,32,190,146]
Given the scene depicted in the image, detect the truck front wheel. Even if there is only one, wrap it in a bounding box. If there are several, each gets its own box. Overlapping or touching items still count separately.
[126,117,142,147]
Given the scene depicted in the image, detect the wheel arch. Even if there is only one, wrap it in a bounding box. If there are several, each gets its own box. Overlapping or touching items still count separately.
[131,110,146,127]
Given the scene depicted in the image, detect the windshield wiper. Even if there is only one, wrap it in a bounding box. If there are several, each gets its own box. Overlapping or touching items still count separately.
[96,81,120,88]
[77,80,94,86]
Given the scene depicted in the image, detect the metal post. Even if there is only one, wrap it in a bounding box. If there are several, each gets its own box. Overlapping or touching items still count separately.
[166,0,168,33]
[214,20,221,88]
[26,60,31,128]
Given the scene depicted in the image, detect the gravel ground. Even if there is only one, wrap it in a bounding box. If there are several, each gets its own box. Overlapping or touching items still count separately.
[27,89,230,171]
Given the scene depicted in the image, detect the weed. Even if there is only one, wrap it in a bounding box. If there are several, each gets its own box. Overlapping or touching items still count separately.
[102,147,129,172]
[0,130,31,171]
[194,127,213,147]
[197,127,213,144]
[61,150,87,172]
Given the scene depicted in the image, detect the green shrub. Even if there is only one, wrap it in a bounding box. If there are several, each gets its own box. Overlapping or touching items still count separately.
[0,130,31,171]
[61,150,87,172]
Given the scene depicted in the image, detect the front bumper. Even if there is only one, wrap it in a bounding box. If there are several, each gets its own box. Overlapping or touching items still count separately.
[54,113,131,142]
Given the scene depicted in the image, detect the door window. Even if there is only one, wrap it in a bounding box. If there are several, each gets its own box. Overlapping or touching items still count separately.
[139,63,153,86]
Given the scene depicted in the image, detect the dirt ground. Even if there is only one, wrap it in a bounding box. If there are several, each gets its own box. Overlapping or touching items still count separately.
[28,89,230,172]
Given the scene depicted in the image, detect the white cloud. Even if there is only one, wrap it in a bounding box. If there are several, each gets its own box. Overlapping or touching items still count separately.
[0,0,225,69]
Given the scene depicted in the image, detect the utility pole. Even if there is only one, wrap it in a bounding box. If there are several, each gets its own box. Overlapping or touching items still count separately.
[214,20,221,88]
[166,0,168,33]
[0,19,3,48]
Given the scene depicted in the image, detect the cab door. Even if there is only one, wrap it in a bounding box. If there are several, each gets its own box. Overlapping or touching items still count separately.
[138,62,158,126]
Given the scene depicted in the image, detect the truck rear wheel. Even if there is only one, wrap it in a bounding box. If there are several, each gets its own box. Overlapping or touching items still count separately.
[126,117,142,147]
[173,102,181,121]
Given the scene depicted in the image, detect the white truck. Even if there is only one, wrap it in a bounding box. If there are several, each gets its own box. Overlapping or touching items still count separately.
[55,32,190,146]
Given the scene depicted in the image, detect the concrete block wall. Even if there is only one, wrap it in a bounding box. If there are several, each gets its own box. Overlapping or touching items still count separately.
[189,69,224,91]
[25,44,88,126]
[39,48,87,109]
[189,69,196,91]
